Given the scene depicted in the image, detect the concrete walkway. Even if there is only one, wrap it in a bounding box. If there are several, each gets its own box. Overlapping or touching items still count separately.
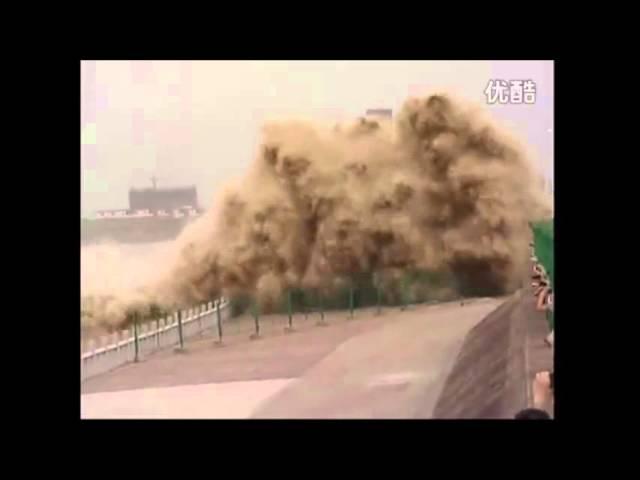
[81,298,503,419]
[251,299,501,418]
[81,379,295,419]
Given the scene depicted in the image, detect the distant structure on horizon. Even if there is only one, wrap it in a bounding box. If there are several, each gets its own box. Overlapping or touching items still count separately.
[85,179,204,244]
[129,185,199,212]
[365,108,393,119]
[95,178,202,219]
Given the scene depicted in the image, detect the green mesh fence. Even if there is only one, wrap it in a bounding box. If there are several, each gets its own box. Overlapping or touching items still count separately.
[531,220,554,289]
[228,269,464,317]
[531,220,554,329]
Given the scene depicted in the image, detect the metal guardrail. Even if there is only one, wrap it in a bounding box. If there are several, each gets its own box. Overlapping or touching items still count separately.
[81,299,230,381]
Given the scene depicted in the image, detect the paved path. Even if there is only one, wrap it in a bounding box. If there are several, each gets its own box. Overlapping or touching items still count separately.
[81,308,396,394]
[81,379,295,419]
[81,298,503,419]
[251,299,502,418]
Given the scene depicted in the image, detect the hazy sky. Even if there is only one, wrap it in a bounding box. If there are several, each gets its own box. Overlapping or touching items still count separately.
[81,60,553,216]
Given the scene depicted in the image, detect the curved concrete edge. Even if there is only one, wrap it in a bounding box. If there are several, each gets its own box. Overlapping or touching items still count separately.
[432,289,553,419]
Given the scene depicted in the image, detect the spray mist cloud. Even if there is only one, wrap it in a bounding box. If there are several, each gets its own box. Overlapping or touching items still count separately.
[81,92,551,330]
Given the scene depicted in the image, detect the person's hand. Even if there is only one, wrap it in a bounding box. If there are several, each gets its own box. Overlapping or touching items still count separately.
[545,330,554,347]
[534,284,548,295]
[536,287,550,310]
[533,371,553,410]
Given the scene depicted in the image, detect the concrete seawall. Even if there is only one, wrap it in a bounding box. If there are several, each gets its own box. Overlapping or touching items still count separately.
[432,289,553,418]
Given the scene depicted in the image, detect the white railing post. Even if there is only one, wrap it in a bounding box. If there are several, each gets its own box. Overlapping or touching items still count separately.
[81,299,230,382]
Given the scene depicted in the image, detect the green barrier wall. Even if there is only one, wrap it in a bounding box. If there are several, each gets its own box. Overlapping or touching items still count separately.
[531,220,553,288]
[531,220,554,328]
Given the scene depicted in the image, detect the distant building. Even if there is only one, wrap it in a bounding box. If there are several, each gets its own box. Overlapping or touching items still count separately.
[95,183,201,219]
[128,185,199,213]
[365,108,393,119]
[86,181,203,243]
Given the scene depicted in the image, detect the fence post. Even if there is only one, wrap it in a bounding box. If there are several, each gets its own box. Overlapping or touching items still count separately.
[303,291,309,321]
[133,313,140,362]
[285,290,295,333]
[175,310,185,352]
[216,299,223,343]
[401,276,409,311]
[118,331,126,356]
[349,285,355,319]
[317,289,327,326]
[250,302,260,340]
[156,317,160,347]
